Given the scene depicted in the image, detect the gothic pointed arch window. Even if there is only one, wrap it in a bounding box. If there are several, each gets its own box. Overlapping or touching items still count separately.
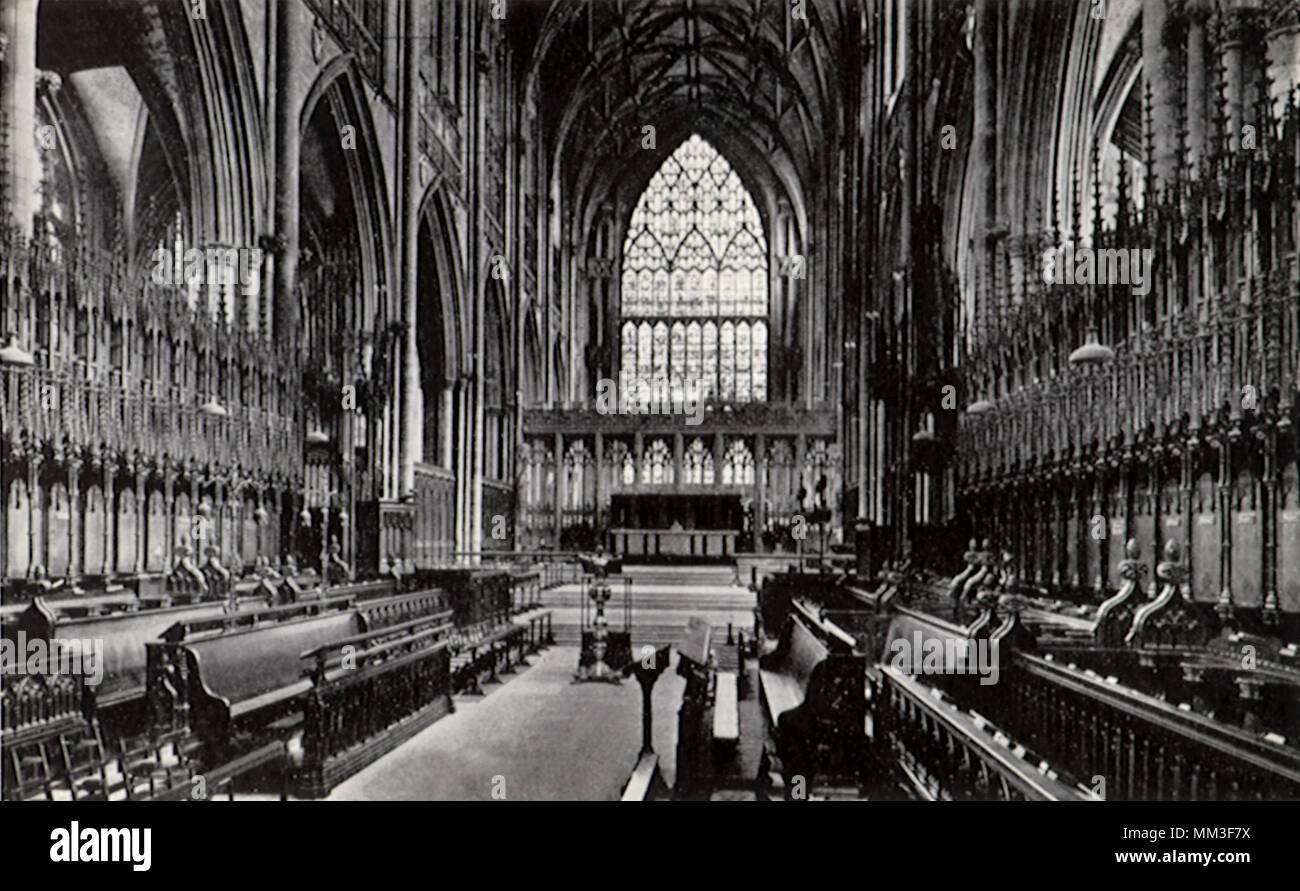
[683,438,714,486]
[722,440,755,486]
[620,135,768,402]
[641,439,674,486]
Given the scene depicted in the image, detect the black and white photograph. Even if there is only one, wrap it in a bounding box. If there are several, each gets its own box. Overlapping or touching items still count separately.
[0,0,1295,867]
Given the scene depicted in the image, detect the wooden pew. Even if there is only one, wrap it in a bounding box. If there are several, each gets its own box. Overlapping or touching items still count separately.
[758,611,868,790]
[146,608,366,751]
[13,596,270,710]
[144,587,452,755]
[450,620,530,694]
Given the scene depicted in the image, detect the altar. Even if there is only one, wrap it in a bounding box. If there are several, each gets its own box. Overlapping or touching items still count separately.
[609,525,738,558]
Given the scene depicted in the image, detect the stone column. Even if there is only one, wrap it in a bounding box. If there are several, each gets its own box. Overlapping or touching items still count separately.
[1143,0,1180,187]
[755,433,767,553]
[1267,6,1300,119]
[273,0,308,349]
[554,432,564,549]
[1187,2,1210,173]
[1221,5,1258,153]
[973,0,998,339]
[440,383,455,468]
[1,0,38,240]
[398,0,424,497]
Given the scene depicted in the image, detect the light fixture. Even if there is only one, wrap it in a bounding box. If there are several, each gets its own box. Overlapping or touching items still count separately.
[0,336,34,367]
[305,429,329,444]
[911,429,937,444]
[1068,325,1115,367]
[966,399,995,415]
[199,396,228,417]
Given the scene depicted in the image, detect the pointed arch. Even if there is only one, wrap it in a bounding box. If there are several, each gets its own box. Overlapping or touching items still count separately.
[619,135,770,403]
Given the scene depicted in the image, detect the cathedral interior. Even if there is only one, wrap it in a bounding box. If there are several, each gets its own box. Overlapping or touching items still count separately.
[1,0,1298,802]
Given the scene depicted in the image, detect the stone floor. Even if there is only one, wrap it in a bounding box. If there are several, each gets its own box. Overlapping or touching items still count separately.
[326,645,687,801]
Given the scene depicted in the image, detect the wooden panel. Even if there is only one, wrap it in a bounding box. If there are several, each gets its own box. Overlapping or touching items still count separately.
[1065,514,1078,585]
[1107,509,1128,587]
[1280,461,1300,614]
[29,483,43,576]
[222,507,239,567]
[146,490,167,572]
[48,483,70,577]
[1158,477,1183,558]
[1191,472,1217,603]
[83,486,106,575]
[1131,473,1154,582]
[1231,469,1262,608]
[242,516,259,566]
[6,478,30,578]
[116,488,137,573]
[173,493,192,561]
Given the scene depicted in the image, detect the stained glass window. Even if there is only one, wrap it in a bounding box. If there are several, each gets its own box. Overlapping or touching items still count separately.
[620,135,769,402]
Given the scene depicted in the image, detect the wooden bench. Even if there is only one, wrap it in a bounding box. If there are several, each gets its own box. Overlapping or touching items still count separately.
[759,615,832,728]
[759,613,868,790]
[15,597,249,709]
[511,606,553,652]
[147,609,365,749]
[450,621,530,694]
[712,671,740,744]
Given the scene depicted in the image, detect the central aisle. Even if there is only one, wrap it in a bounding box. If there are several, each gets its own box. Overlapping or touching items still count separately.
[326,645,687,801]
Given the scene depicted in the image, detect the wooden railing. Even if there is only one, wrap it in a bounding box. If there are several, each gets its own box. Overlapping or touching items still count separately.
[296,623,453,797]
[1002,653,1300,800]
[877,666,1093,801]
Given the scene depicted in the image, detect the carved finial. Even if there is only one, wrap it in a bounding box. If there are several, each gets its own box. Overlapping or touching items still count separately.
[1156,539,1189,585]
[1118,539,1148,583]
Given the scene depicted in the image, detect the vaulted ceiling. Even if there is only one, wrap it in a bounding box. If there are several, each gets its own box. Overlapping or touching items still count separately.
[520,0,852,234]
